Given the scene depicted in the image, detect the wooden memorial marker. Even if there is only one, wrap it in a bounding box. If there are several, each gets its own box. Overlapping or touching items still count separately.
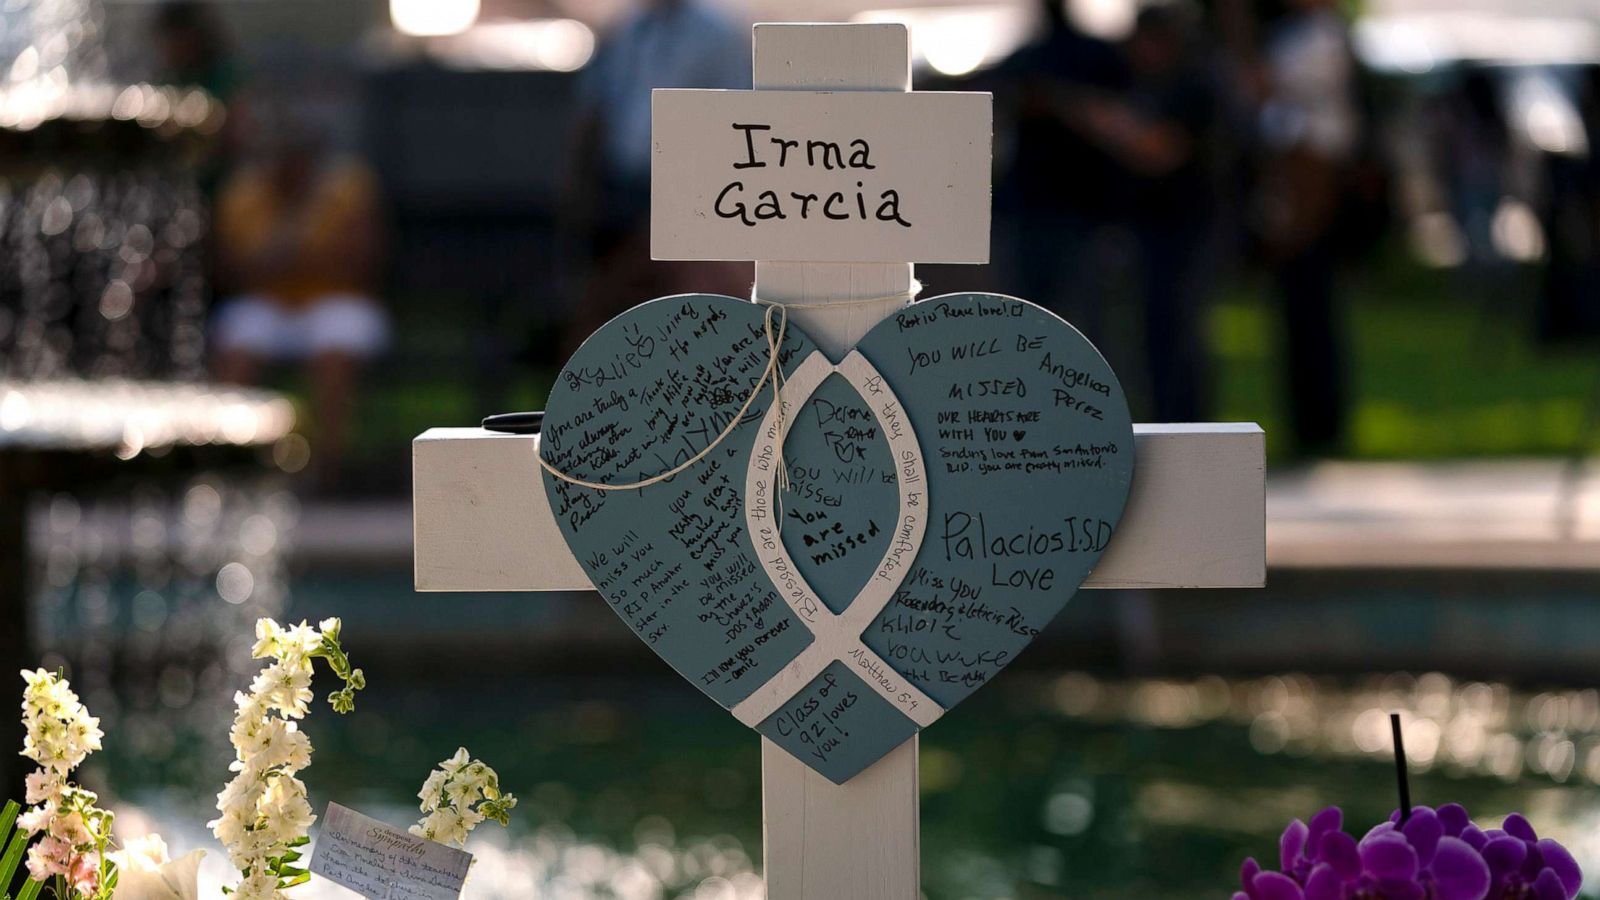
[412,23,1265,899]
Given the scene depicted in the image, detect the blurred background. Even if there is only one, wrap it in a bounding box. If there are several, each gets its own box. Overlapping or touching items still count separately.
[1,0,1599,897]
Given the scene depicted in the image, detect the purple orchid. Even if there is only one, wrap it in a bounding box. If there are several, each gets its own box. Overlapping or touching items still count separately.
[1232,805,1582,900]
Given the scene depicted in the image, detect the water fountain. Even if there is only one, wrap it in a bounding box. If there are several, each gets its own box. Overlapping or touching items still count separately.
[0,0,296,798]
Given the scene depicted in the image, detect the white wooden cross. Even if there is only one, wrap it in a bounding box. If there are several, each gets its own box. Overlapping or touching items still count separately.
[412,22,1264,899]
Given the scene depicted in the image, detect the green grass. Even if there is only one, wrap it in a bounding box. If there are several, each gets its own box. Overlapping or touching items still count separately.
[1210,252,1600,461]
[307,251,1600,485]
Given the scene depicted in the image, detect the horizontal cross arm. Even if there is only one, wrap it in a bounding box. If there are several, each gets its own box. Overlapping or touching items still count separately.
[412,422,1264,592]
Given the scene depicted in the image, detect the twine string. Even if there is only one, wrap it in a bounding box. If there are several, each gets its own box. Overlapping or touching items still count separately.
[536,287,919,501]
[765,301,791,500]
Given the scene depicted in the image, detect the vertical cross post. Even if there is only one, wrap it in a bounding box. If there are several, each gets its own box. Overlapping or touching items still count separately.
[744,22,920,900]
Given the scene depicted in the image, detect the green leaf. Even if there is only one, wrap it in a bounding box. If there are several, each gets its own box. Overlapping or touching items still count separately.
[14,880,39,900]
[277,872,311,888]
[0,828,32,891]
[279,849,303,863]
[0,802,19,839]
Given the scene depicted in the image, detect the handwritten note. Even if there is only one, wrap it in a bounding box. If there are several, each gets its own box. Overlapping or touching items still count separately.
[308,803,472,900]
[541,292,1133,783]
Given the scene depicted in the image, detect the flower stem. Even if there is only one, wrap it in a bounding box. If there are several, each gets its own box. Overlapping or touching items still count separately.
[1390,712,1412,825]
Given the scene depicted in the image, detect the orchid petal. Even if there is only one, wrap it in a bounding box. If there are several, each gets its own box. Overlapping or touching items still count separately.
[1437,803,1469,838]
[1374,877,1425,900]
[1532,868,1566,900]
[1242,857,1262,898]
[1304,863,1345,900]
[1535,839,1582,898]
[1361,822,1398,847]
[1524,841,1547,881]
[1282,819,1310,871]
[1481,835,1528,881]
[1320,831,1361,881]
[1307,807,1342,857]
[1252,871,1306,900]
[1429,836,1490,900]
[1402,807,1443,865]
[1360,834,1419,881]
[1503,814,1538,842]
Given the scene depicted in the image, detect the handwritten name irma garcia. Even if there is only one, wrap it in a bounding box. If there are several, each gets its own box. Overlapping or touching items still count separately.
[714,123,912,229]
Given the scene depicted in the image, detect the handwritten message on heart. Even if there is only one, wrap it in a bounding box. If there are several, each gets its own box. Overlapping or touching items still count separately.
[540,293,1133,782]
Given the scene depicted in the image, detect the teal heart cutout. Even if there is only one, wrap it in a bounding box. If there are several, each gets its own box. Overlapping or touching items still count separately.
[540,293,1134,782]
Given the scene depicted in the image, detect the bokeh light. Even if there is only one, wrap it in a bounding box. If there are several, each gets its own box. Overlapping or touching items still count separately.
[390,0,481,38]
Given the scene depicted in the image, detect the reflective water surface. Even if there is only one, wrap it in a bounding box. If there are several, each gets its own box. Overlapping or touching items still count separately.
[80,660,1600,899]
[28,487,1600,899]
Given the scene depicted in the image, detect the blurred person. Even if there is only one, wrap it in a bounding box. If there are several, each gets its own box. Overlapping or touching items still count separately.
[1430,68,1518,357]
[210,115,387,488]
[1077,6,1219,422]
[562,0,749,358]
[150,1,239,99]
[993,0,1129,337]
[1436,69,1510,276]
[149,1,244,188]
[1254,0,1362,455]
[1539,65,1600,343]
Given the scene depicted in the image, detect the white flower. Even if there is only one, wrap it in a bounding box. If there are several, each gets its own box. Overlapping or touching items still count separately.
[213,618,359,898]
[21,669,73,718]
[236,869,283,900]
[70,713,103,754]
[17,805,48,834]
[443,777,478,813]
[251,619,284,659]
[24,771,56,804]
[281,623,323,658]
[52,809,92,846]
[207,807,247,851]
[412,749,516,848]
[109,845,205,900]
[258,778,314,842]
[417,770,448,812]
[416,808,467,846]
[279,726,312,771]
[214,772,260,814]
[248,662,313,719]
[14,669,114,897]
[19,669,102,778]
[119,834,171,871]
[264,666,313,718]
[440,747,471,774]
